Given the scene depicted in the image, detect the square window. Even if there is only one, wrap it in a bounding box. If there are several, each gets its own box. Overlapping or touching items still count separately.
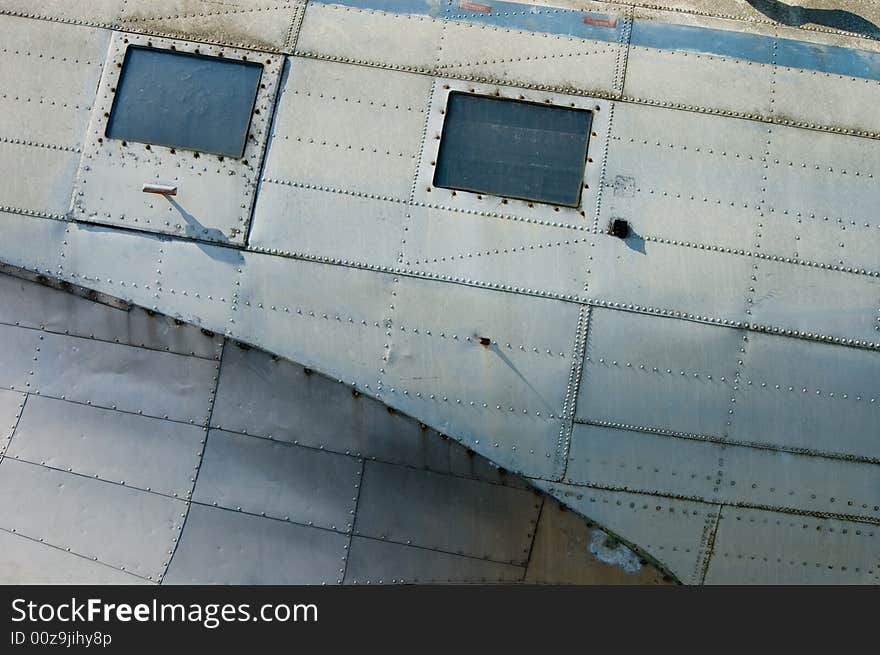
[433,92,592,207]
[106,46,263,158]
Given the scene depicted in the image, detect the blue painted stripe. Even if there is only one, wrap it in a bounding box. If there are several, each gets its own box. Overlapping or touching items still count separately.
[313,0,880,82]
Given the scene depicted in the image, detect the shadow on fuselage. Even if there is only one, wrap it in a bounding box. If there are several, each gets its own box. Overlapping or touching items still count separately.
[746,0,880,39]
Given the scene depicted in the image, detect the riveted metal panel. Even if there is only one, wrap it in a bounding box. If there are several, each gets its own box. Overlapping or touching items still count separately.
[564,423,880,522]
[771,66,880,136]
[295,2,444,72]
[705,506,880,584]
[0,324,40,392]
[524,500,669,584]
[261,57,432,201]
[118,0,304,53]
[588,237,753,324]
[761,125,880,273]
[235,251,392,386]
[156,238,242,329]
[435,20,621,95]
[0,273,221,359]
[0,530,149,585]
[354,461,541,564]
[729,332,880,460]
[381,274,579,478]
[163,504,348,584]
[74,32,284,245]
[250,181,408,270]
[534,480,716,584]
[0,15,109,147]
[576,308,741,437]
[602,103,766,250]
[61,222,163,308]
[748,258,880,344]
[0,214,66,276]
[0,388,25,455]
[30,330,217,425]
[403,205,592,300]
[623,44,775,118]
[0,0,125,25]
[0,459,184,581]
[414,79,610,230]
[6,395,204,498]
[0,145,80,217]
[193,429,361,531]
[344,536,524,584]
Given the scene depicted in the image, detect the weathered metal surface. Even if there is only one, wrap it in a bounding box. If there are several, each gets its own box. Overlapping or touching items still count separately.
[354,461,541,564]
[728,332,880,460]
[576,308,741,438]
[344,536,525,584]
[0,459,184,581]
[258,56,431,202]
[6,395,205,498]
[0,530,150,585]
[0,389,25,456]
[31,330,218,424]
[534,480,718,584]
[192,429,361,531]
[705,506,880,584]
[163,505,349,584]
[74,32,284,245]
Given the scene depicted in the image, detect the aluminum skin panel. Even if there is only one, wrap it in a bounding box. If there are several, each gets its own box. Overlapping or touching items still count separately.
[705,506,880,584]
[61,222,163,309]
[434,18,622,96]
[0,389,25,455]
[0,15,108,147]
[534,480,717,584]
[0,459,184,581]
[576,308,742,438]
[761,124,880,273]
[771,65,880,137]
[748,257,880,345]
[381,274,579,478]
[344,536,525,584]
[260,57,432,201]
[564,423,880,522]
[623,43,775,118]
[0,213,67,275]
[295,2,445,72]
[0,273,221,359]
[193,429,361,531]
[235,251,392,386]
[403,205,592,301]
[156,238,243,329]
[601,103,767,251]
[588,237,753,324]
[0,531,149,585]
[0,1,125,26]
[163,504,348,584]
[118,0,305,53]
[74,32,284,245]
[6,395,205,498]
[30,330,218,425]
[524,500,669,584]
[729,332,880,461]
[355,461,541,564]
[0,324,41,392]
[0,145,80,218]
[250,181,408,271]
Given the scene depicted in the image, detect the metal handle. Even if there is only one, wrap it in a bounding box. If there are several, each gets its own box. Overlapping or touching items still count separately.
[142,183,177,196]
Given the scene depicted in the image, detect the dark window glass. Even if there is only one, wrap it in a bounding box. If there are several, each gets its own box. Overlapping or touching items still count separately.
[433,92,592,207]
[106,47,263,158]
